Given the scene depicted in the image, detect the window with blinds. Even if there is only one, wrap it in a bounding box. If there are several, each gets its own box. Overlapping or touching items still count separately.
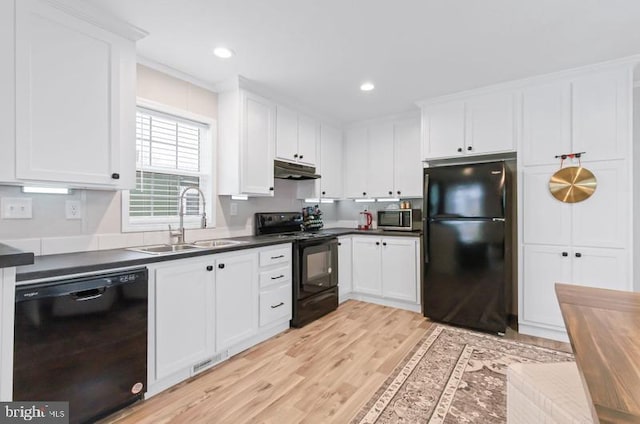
[126,107,210,227]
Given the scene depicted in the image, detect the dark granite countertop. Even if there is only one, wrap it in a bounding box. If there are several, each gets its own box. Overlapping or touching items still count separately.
[15,228,421,283]
[0,243,34,269]
[15,236,293,283]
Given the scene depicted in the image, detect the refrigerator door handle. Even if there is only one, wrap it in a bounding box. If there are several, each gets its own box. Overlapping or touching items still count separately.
[423,173,430,263]
[492,218,505,222]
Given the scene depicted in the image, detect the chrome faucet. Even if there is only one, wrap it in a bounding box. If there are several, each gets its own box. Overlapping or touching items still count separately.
[169,186,207,244]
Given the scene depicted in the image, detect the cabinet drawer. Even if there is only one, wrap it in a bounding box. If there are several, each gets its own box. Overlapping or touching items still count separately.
[259,266,291,288]
[259,247,290,267]
[259,283,291,326]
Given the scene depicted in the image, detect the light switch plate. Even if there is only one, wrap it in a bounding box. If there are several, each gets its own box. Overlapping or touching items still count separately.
[1,197,33,219]
[65,200,82,220]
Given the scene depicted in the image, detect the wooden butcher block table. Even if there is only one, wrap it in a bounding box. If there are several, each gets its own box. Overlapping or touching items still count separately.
[555,283,640,424]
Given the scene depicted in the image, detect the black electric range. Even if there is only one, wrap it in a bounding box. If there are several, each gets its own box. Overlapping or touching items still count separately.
[255,212,338,327]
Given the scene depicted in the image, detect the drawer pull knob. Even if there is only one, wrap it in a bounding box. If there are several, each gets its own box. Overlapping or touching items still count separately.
[271,255,285,259]
[271,275,285,280]
[561,252,568,257]
[271,302,285,309]
[206,265,213,271]
[218,263,225,269]
[575,252,582,258]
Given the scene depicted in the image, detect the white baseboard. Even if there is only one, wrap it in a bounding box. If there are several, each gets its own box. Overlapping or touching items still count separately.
[518,323,569,343]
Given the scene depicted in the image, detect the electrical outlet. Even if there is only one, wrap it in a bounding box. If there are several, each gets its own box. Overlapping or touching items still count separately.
[1,198,33,219]
[230,202,238,216]
[65,200,82,220]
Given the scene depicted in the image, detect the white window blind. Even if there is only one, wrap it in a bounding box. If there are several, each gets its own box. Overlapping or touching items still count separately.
[129,108,208,221]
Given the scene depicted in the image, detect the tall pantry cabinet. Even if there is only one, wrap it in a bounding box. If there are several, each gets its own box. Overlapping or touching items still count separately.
[518,65,634,342]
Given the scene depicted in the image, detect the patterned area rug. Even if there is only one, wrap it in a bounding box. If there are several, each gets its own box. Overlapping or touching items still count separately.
[352,324,574,423]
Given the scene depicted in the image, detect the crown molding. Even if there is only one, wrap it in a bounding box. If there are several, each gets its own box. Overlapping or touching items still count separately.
[43,0,147,41]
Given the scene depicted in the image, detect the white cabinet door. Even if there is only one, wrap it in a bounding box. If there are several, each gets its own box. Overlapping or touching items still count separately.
[15,0,134,187]
[521,82,571,166]
[0,0,15,183]
[275,105,298,163]
[571,161,627,249]
[368,122,395,198]
[393,117,423,197]
[422,101,466,159]
[466,91,515,155]
[154,260,215,380]
[344,126,369,198]
[572,69,630,161]
[297,114,318,166]
[338,236,353,300]
[381,238,418,302]
[571,247,628,292]
[352,237,382,295]
[215,252,259,351]
[240,90,275,195]
[521,166,571,246]
[319,124,343,198]
[522,245,571,328]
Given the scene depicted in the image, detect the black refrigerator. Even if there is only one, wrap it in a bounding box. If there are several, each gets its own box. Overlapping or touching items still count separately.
[423,161,512,334]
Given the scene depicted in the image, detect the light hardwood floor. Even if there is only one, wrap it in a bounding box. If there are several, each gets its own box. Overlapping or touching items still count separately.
[104,300,570,424]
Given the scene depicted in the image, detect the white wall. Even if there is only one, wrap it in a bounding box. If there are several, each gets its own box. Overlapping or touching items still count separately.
[0,64,305,255]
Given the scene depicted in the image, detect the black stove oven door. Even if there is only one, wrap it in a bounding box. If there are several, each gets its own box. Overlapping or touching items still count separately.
[297,238,338,298]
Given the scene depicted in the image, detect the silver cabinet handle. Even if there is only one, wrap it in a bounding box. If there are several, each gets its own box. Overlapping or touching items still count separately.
[492,218,505,222]
[270,302,284,309]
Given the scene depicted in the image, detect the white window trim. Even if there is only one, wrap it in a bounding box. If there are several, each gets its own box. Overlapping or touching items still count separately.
[121,97,217,233]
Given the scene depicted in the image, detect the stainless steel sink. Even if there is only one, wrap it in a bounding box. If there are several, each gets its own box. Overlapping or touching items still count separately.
[127,244,205,255]
[191,239,248,248]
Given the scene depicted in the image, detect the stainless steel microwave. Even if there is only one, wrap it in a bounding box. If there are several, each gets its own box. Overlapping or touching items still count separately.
[377,209,422,231]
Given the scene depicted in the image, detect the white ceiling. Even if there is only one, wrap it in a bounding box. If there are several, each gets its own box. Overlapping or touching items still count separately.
[89,0,640,123]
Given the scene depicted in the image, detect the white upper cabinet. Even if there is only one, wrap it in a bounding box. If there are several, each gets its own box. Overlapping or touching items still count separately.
[521,82,571,166]
[367,122,395,198]
[521,67,631,166]
[275,105,318,166]
[465,92,515,155]
[241,90,276,195]
[393,117,422,197]
[421,92,515,161]
[343,126,369,198]
[275,105,298,161]
[571,68,630,161]
[421,101,466,159]
[319,124,343,198]
[0,0,15,183]
[1,0,143,189]
[218,82,276,197]
[344,113,422,199]
[297,114,318,166]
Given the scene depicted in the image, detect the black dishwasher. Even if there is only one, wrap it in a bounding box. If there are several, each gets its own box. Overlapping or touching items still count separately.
[14,268,148,424]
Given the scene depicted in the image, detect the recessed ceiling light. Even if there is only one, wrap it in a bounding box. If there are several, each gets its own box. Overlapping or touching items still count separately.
[360,82,375,92]
[213,47,234,59]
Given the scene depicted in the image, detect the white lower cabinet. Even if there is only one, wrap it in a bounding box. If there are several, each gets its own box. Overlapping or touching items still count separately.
[148,244,292,396]
[521,244,628,340]
[259,283,291,326]
[214,252,258,351]
[337,236,353,302]
[349,235,420,311]
[153,257,215,382]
